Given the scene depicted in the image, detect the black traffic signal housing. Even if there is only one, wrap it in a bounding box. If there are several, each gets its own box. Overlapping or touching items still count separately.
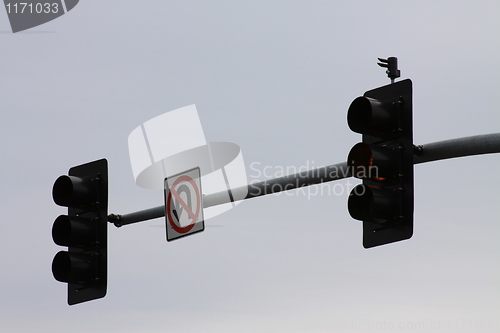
[51,159,108,305]
[347,79,414,248]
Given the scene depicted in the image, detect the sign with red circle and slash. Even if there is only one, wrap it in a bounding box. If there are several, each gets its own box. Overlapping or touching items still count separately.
[164,167,204,241]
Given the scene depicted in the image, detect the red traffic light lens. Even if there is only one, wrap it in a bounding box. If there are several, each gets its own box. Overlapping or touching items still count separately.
[348,143,398,181]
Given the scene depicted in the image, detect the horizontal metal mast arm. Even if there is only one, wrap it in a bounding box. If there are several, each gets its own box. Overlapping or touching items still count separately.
[108,162,350,227]
[109,133,500,227]
[204,161,350,207]
[413,132,500,164]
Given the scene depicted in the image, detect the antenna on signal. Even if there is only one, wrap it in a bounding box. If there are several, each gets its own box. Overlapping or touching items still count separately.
[378,57,400,83]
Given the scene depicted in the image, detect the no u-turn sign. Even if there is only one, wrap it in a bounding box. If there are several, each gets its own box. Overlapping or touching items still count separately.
[164,167,204,241]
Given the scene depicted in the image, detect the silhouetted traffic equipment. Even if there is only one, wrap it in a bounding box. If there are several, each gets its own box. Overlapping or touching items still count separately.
[51,159,108,305]
[347,79,414,248]
[51,56,500,305]
[377,57,401,83]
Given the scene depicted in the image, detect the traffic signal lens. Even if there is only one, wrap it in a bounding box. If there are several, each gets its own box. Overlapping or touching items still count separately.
[348,143,374,179]
[52,251,94,284]
[347,97,372,134]
[348,184,373,221]
[348,143,398,180]
[52,215,95,247]
[348,185,399,224]
[52,175,94,208]
[347,96,398,136]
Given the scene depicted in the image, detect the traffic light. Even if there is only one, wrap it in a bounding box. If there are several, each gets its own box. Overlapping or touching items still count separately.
[51,159,108,305]
[347,79,414,248]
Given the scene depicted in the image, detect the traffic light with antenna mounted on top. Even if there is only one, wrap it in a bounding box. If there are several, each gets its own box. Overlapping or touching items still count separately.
[347,58,414,248]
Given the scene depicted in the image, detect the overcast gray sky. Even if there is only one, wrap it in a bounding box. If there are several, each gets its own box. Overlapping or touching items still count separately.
[1,1,499,332]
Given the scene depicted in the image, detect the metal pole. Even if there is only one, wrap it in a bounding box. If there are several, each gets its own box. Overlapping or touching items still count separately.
[109,133,500,227]
[108,162,350,227]
[413,133,500,164]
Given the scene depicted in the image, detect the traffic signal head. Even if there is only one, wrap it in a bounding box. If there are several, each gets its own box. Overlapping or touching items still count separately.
[347,79,414,248]
[51,159,108,305]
